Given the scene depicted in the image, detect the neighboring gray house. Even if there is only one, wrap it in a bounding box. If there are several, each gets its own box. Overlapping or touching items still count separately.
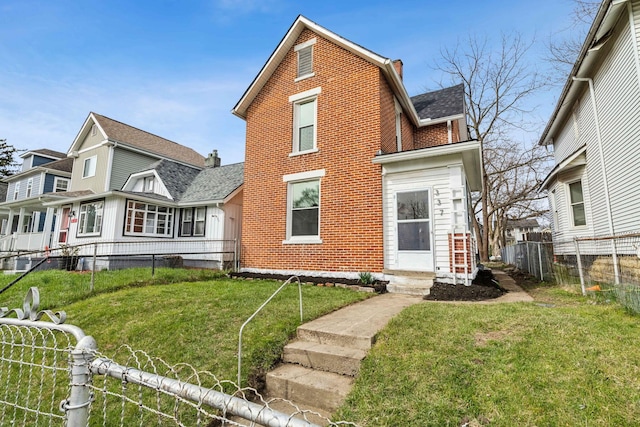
[539,0,640,256]
[0,149,72,251]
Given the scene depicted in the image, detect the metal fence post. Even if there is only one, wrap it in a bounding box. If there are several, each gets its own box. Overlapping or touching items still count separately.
[234,239,238,271]
[65,335,97,427]
[152,254,156,277]
[90,243,97,292]
[537,242,544,281]
[574,238,586,295]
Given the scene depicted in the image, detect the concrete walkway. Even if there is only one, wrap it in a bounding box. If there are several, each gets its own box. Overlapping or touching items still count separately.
[262,271,532,423]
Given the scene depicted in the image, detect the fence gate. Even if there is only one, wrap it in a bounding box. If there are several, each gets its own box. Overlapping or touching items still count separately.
[0,287,351,427]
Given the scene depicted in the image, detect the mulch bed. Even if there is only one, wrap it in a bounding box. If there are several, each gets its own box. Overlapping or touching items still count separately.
[424,269,507,302]
[229,271,388,293]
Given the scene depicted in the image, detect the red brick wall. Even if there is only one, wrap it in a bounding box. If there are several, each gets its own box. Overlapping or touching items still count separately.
[414,122,450,148]
[242,29,387,273]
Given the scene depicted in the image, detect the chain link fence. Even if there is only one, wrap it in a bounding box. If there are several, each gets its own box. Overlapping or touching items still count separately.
[500,241,554,282]
[552,232,640,313]
[0,287,357,427]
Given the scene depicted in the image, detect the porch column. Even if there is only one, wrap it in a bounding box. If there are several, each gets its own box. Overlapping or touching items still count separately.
[41,207,55,250]
[17,208,25,234]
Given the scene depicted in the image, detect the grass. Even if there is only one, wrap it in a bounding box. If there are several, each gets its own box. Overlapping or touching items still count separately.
[0,268,369,386]
[335,282,640,426]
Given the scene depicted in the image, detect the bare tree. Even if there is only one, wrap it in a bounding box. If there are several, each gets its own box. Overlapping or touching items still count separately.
[434,33,549,261]
[545,0,600,82]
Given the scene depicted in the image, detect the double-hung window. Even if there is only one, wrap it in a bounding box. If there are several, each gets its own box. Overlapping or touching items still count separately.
[26,178,33,198]
[78,200,104,236]
[180,207,206,237]
[283,169,325,244]
[13,182,20,200]
[54,177,69,192]
[290,87,321,155]
[568,180,586,227]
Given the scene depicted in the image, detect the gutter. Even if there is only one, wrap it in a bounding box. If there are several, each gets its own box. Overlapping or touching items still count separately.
[539,0,626,146]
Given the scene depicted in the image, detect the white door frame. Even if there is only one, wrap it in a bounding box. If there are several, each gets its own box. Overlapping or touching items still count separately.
[394,187,434,271]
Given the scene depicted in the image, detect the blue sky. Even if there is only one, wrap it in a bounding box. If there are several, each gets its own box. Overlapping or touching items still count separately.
[0,0,578,165]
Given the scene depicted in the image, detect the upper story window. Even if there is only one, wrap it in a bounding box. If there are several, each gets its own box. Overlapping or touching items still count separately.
[290,87,321,155]
[295,38,316,80]
[13,182,20,200]
[568,180,586,227]
[54,177,70,192]
[91,124,98,136]
[83,156,97,178]
[78,200,104,236]
[26,178,33,198]
[143,176,155,192]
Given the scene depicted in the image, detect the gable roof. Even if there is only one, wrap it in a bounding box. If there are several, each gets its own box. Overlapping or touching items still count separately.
[411,84,465,121]
[69,113,206,168]
[539,0,624,146]
[232,15,425,126]
[147,159,202,200]
[180,162,244,203]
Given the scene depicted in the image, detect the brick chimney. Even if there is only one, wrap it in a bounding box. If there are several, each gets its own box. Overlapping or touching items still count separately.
[205,149,221,168]
[393,59,403,80]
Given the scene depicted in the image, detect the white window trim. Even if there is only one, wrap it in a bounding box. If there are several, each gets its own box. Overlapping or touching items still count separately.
[294,38,316,81]
[26,178,33,198]
[394,97,403,152]
[566,179,587,229]
[290,87,321,156]
[54,177,70,192]
[283,169,325,245]
[82,155,97,178]
[124,200,174,237]
[77,200,104,237]
[13,182,20,200]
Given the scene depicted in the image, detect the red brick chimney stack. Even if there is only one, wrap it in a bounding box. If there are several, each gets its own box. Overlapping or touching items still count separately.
[393,59,403,80]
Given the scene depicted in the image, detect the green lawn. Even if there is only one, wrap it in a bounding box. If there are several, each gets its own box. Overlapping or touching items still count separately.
[2,269,639,426]
[336,282,640,426]
[0,268,369,386]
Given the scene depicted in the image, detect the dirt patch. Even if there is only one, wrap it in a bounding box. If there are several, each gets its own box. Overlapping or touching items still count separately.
[424,269,506,302]
[474,330,513,347]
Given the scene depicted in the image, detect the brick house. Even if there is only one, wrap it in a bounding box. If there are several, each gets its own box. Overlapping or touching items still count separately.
[232,16,482,291]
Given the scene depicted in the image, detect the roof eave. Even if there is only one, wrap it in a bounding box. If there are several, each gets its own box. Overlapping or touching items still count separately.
[539,0,625,146]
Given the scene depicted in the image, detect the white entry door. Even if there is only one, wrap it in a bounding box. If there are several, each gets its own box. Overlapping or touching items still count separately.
[395,189,433,271]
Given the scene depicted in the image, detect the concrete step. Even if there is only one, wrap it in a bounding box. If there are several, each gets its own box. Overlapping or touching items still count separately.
[283,340,367,376]
[266,364,353,413]
[386,283,432,296]
[296,325,374,351]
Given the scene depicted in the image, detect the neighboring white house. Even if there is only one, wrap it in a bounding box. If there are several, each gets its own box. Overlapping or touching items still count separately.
[505,219,542,244]
[539,0,640,257]
[1,113,243,270]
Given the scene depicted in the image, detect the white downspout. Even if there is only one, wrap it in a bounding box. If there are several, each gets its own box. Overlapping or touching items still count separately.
[572,76,619,284]
[627,1,640,90]
[447,120,452,144]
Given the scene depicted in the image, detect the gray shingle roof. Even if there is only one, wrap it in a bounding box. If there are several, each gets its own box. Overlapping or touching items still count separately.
[180,163,244,203]
[41,157,73,173]
[146,159,202,201]
[92,113,206,168]
[27,149,67,159]
[411,84,465,120]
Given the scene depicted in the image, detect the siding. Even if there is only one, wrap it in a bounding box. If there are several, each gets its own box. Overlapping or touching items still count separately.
[550,165,594,253]
[6,173,43,200]
[110,148,157,191]
[381,155,466,273]
[69,144,111,192]
[588,14,640,235]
